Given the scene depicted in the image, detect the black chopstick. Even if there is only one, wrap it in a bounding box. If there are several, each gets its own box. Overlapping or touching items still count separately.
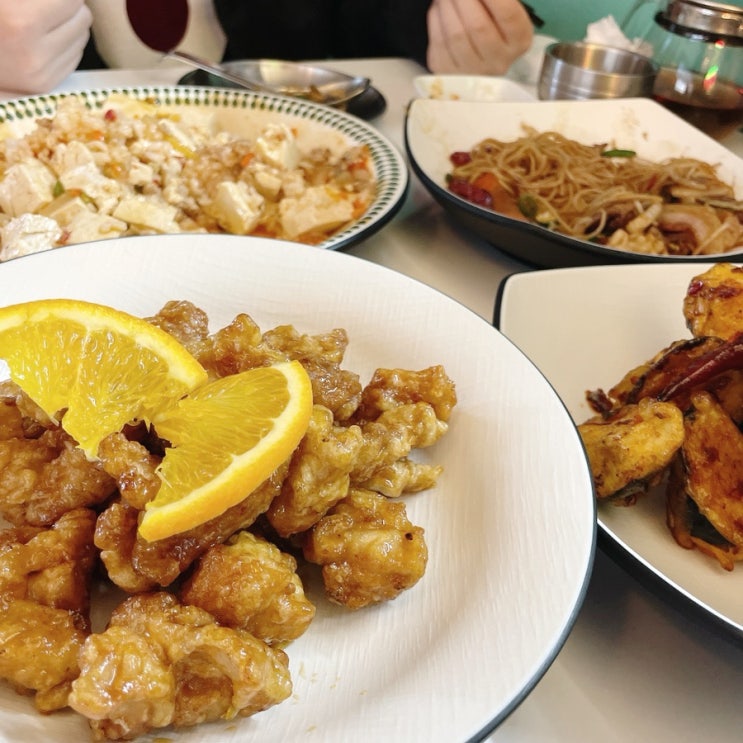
[520,1,545,28]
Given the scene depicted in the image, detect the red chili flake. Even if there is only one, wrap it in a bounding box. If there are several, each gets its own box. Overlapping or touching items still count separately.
[450,151,472,166]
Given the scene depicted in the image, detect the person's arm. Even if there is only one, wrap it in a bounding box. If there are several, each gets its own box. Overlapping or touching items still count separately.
[426,0,533,75]
[0,0,92,94]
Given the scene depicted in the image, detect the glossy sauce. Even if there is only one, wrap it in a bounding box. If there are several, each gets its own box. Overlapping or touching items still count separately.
[653,66,743,140]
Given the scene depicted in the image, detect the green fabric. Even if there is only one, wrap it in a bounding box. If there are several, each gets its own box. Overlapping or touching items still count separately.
[528,0,640,41]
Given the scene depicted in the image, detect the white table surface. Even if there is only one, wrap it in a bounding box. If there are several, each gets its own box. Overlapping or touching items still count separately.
[32,56,743,742]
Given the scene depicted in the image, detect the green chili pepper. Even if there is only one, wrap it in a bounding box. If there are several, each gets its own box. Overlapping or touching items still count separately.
[52,180,65,198]
[517,193,538,219]
[601,148,636,158]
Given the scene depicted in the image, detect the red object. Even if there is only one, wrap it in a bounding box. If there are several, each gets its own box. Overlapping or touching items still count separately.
[125,0,189,52]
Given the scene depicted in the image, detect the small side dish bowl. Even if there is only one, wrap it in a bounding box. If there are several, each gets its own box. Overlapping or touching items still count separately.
[413,74,535,102]
[538,41,658,101]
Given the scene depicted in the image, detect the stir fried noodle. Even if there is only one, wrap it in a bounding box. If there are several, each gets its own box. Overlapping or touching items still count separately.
[447,127,743,256]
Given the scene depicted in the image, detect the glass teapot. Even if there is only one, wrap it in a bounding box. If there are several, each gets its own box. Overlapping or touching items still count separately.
[621,0,743,139]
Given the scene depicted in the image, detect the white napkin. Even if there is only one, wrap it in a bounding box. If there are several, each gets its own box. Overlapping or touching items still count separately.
[584,15,654,57]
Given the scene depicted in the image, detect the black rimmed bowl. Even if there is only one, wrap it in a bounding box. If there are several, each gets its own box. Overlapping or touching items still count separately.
[405,96,743,267]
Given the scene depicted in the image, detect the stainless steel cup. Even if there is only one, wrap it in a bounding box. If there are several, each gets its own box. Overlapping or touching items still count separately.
[538,42,658,100]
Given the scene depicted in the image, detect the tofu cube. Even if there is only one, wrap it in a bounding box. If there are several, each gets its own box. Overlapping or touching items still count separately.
[0,213,62,260]
[255,123,298,170]
[0,160,55,217]
[65,210,127,244]
[209,181,265,234]
[279,185,354,239]
[61,164,122,214]
[50,140,95,177]
[112,195,180,233]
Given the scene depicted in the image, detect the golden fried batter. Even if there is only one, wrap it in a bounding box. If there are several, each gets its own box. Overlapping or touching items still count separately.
[197,312,285,378]
[665,453,743,571]
[98,432,161,510]
[182,530,315,646]
[197,317,363,419]
[0,508,97,711]
[146,299,211,356]
[303,488,427,609]
[681,392,743,548]
[96,462,289,588]
[352,366,457,423]
[0,426,116,527]
[68,592,292,741]
[356,457,443,497]
[0,508,97,624]
[0,599,89,712]
[350,402,448,483]
[579,399,685,502]
[683,262,743,340]
[267,405,363,537]
[95,499,157,593]
[261,325,362,420]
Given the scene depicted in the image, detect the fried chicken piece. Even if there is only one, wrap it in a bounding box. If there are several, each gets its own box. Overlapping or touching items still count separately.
[665,453,743,571]
[0,379,54,435]
[95,499,157,593]
[683,262,743,340]
[267,405,363,537]
[350,402,448,483]
[68,592,292,741]
[0,395,25,439]
[97,462,289,588]
[303,487,427,609]
[198,317,362,420]
[0,426,116,527]
[0,508,97,624]
[681,392,743,550]
[356,457,443,497]
[0,599,89,712]
[0,508,97,711]
[196,312,285,378]
[182,530,315,646]
[98,431,161,510]
[578,398,685,502]
[262,325,362,420]
[352,365,458,423]
[146,299,211,357]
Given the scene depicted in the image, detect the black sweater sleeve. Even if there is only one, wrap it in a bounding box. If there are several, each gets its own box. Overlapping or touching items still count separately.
[213,0,431,68]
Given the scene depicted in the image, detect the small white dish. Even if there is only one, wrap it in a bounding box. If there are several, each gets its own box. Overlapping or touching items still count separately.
[413,74,535,102]
[497,262,743,640]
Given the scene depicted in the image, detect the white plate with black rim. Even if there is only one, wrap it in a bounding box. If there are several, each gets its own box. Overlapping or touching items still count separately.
[497,262,743,641]
[405,97,743,268]
[0,233,595,742]
[0,86,408,253]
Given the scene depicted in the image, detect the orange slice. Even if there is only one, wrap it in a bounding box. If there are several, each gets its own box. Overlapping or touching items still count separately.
[140,360,313,542]
[0,298,208,459]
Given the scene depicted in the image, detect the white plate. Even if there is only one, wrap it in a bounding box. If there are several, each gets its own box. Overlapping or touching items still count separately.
[413,74,535,102]
[497,262,743,638]
[0,86,408,252]
[405,97,743,267]
[0,234,595,742]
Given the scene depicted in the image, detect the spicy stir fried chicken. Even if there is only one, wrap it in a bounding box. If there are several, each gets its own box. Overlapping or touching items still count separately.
[0,299,456,740]
[579,262,743,570]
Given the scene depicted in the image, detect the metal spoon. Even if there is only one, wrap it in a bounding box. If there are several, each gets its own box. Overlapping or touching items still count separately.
[125,0,370,105]
[167,50,371,105]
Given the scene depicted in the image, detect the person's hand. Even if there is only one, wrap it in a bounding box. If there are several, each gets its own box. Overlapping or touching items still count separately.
[0,0,92,94]
[427,0,534,75]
